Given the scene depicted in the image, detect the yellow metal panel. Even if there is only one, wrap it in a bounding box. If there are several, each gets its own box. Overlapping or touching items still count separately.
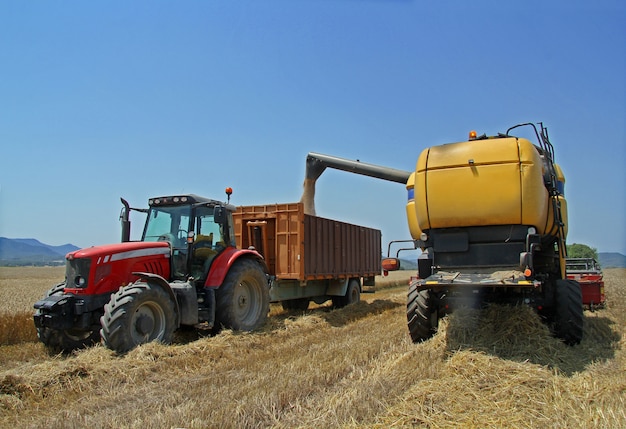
[546,195,568,238]
[410,136,562,233]
[417,138,525,229]
[426,137,520,169]
[554,163,565,183]
[519,139,549,232]
[560,196,568,237]
[414,150,431,232]
[426,162,522,228]
[406,200,422,240]
[405,172,425,239]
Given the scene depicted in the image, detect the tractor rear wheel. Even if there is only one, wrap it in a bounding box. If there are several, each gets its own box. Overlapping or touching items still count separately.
[553,279,583,345]
[100,282,176,354]
[215,259,269,331]
[35,283,100,353]
[407,282,439,343]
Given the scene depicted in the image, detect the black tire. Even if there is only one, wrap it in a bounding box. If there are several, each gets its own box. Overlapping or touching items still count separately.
[332,279,361,308]
[35,283,100,353]
[553,279,583,345]
[215,259,269,331]
[100,282,176,354]
[407,281,439,343]
[281,298,310,312]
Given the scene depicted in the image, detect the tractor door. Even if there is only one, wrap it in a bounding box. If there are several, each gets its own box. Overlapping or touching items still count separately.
[191,206,230,281]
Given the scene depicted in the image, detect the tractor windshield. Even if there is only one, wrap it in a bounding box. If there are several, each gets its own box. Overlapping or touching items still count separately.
[142,205,191,249]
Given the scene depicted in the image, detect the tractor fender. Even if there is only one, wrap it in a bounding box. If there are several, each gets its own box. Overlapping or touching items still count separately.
[204,247,268,289]
[132,271,180,325]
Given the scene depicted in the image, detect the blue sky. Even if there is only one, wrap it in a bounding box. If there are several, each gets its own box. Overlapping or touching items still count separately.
[1,1,625,256]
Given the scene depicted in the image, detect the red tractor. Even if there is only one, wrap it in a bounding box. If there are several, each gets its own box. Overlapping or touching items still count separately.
[34,190,270,353]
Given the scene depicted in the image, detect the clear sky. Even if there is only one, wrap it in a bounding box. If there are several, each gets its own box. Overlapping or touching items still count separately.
[1,1,625,256]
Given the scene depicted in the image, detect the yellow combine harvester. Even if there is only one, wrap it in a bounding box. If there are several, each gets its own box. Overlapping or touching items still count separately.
[304,122,583,345]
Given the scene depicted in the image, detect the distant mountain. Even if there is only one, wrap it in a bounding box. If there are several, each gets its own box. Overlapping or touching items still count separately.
[0,237,80,266]
[399,258,418,271]
[599,252,626,268]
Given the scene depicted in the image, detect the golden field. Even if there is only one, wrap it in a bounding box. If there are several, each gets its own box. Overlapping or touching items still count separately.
[0,266,625,428]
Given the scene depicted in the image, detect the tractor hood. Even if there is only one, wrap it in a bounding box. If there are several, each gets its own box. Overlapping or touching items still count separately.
[67,241,171,262]
[63,241,172,295]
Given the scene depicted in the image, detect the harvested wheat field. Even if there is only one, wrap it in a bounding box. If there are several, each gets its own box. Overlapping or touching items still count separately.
[0,266,625,428]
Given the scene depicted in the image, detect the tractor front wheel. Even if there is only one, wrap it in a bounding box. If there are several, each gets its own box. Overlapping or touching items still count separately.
[100,282,176,354]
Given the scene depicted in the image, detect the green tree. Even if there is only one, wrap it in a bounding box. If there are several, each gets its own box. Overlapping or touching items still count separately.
[567,243,598,260]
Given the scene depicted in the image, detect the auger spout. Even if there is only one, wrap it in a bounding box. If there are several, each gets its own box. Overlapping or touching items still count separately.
[301,152,411,215]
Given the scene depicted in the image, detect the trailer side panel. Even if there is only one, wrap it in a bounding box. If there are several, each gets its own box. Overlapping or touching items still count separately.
[234,203,381,281]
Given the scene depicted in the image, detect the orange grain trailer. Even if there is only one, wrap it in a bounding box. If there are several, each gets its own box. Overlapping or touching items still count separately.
[234,202,381,310]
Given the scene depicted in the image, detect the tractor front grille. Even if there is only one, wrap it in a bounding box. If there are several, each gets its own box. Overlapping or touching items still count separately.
[66,257,91,288]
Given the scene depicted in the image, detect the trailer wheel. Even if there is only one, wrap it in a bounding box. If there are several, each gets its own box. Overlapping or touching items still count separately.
[407,282,439,343]
[281,298,310,311]
[332,278,361,308]
[553,279,583,345]
[215,259,269,331]
[100,282,176,354]
[35,283,100,353]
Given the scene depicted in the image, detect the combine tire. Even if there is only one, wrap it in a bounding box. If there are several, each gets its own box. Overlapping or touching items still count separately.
[35,283,100,353]
[332,279,361,308]
[407,282,439,343]
[100,282,176,354]
[215,259,269,331]
[553,279,583,345]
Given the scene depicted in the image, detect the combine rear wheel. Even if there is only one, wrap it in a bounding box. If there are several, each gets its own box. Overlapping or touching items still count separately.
[407,281,439,343]
[215,259,269,331]
[100,282,176,354]
[35,283,100,353]
[553,279,583,345]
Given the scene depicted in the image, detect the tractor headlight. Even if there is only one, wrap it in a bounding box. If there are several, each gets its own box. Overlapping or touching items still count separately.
[74,276,87,288]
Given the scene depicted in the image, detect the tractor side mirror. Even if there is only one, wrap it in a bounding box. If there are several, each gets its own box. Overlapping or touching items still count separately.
[214,205,227,224]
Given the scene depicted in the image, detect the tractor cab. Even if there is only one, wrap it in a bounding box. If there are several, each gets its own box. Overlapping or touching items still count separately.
[140,194,237,282]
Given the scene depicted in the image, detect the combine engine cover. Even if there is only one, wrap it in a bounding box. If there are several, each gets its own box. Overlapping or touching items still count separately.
[406,136,567,244]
